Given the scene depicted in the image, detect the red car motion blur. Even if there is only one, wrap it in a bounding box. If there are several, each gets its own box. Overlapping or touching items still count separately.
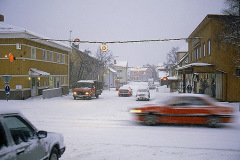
[130,94,235,127]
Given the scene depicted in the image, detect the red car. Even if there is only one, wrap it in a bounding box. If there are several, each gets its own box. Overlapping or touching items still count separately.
[130,94,235,127]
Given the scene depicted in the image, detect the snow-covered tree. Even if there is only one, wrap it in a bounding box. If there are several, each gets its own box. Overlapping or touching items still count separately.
[219,0,240,55]
[222,0,240,16]
[163,47,179,70]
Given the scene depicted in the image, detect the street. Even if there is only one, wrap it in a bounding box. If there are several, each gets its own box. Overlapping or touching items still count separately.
[0,82,240,160]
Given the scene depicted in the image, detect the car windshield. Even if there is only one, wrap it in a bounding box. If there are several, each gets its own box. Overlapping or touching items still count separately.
[138,89,148,92]
[77,83,91,88]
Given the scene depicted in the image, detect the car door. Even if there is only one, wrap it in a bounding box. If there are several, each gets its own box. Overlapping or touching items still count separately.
[3,116,46,160]
[0,120,16,160]
[166,96,210,124]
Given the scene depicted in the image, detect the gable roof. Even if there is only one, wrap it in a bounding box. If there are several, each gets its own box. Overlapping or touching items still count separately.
[0,22,71,52]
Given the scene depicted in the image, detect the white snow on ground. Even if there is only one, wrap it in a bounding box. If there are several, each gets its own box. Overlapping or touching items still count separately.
[0,82,240,160]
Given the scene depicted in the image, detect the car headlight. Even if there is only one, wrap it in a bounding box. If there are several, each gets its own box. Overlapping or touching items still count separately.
[85,92,89,95]
[73,92,77,95]
[130,109,142,113]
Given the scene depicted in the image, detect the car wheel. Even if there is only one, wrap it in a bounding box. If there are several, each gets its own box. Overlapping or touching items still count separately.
[207,116,220,128]
[49,147,58,160]
[144,113,158,126]
[96,94,99,98]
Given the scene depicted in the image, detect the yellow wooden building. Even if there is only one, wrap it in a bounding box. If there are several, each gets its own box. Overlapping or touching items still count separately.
[0,22,71,99]
[177,14,240,102]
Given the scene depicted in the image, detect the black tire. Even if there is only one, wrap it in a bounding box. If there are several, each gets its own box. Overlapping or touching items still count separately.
[143,114,158,126]
[96,94,99,99]
[207,116,220,128]
[74,97,76,100]
[49,147,58,160]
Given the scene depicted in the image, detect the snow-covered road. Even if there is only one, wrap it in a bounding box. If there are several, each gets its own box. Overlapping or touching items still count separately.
[1,82,239,160]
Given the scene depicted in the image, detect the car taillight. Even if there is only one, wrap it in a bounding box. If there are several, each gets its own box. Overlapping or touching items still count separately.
[128,91,130,94]
[118,91,120,93]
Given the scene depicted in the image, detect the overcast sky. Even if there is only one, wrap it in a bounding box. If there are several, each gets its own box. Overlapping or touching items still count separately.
[0,0,226,67]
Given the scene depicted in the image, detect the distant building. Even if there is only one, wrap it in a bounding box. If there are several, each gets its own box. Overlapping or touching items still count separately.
[104,67,117,89]
[0,21,71,99]
[129,67,152,82]
[113,61,128,85]
[157,64,168,86]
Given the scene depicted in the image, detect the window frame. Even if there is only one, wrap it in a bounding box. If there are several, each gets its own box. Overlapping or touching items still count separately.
[207,39,211,56]
[31,47,36,59]
[203,43,205,57]
[42,50,47,61]
[49,52,53,62]
[62,54,65,64]
[57,53,60,63]
[4,115,37,145]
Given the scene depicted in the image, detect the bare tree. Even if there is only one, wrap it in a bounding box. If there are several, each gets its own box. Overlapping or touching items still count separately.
[163,47,179,70]
[219,0,240,55]
[94,48,114,67]
[69,48,105,89]
[222,0,240,16]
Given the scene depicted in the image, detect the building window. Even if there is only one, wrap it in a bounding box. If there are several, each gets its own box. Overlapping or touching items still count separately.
[203,43,205,57]
[49,52,53,62]
[199,46,201,59]
[237,68,240,77]
[191,52,193,62]
[31,47,36,59]
[42,50,47,61]
[62,76,65,84]
[62,54,65,64]
[196,48,198,60]
[207,40,211,55]
[57,54,60,63]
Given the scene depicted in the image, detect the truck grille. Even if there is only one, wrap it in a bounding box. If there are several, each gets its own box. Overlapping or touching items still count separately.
[77,92,86,95]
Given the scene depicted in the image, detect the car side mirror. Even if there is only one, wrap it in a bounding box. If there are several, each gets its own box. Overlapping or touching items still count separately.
[37,130,47,139]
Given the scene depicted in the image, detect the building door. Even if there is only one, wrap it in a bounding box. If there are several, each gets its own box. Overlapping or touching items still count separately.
[31,77,38,97]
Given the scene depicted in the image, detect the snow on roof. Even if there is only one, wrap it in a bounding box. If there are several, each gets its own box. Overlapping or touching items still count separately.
[0,108,21,115]
[167,77,179,80]
[114,61,128,67]
[29,68,50,76]
[109,68,117,73]
[176,63,214,70]
[158,71,168,78]
[77,80,95,83]
[0,22,71,51]
[129,68,148,71]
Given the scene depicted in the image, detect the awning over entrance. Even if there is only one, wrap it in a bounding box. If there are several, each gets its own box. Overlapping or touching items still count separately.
[176,63,215,73]
[28,68,50,76]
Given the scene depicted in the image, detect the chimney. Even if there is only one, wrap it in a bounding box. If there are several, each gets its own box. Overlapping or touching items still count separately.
[0,14,4,21]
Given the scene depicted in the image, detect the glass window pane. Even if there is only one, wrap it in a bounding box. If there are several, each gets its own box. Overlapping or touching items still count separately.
[4,116,37,145]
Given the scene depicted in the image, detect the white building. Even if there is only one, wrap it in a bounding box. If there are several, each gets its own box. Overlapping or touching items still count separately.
[129,68,152,82]
[104,67,117,89]
[113,61,128,85]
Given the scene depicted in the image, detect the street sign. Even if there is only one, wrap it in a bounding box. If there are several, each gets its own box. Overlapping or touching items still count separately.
[5,84,10,97]
[2,76,12,84]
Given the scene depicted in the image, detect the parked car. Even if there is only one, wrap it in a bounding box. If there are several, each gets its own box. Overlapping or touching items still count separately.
[0,109,65,160]
[118,86,132,97]
[148,84,156,89]
[115,84,122,91]
[130,94,235,127]
[136,88,150,101]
